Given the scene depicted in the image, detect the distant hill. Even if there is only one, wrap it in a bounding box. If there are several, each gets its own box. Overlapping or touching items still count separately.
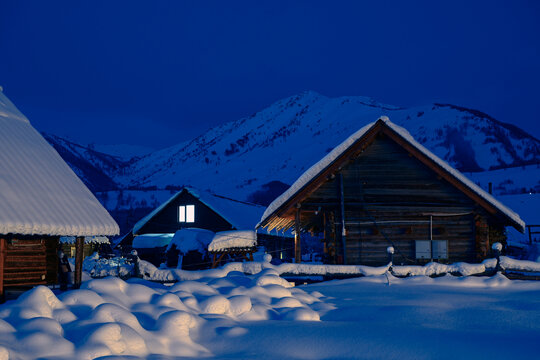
[115,91,539,200]
[43,91,540,234]
[42,133,124,192]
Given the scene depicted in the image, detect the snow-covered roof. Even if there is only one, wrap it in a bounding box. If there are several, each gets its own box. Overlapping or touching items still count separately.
[167,228,215,254]
[0,90,119,236]
[208,230,257,252]
[133,187,265,234]
[60,236,110,244]
[132,233,174,249]
[259,116,525,232]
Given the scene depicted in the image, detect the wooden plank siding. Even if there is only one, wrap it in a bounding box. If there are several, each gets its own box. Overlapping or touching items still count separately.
[297,134,483,265]
[1,236,59,288]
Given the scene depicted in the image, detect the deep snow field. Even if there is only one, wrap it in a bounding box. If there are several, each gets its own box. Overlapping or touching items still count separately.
[0,271,539,360]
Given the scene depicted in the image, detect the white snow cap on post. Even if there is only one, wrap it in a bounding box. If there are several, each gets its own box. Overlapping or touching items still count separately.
[492,242,503,252]
[0,91,119,236]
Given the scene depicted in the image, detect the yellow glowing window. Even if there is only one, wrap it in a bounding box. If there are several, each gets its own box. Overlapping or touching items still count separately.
[179,205,195,223]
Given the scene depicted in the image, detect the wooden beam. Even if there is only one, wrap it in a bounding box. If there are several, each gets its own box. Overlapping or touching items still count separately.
[74,236,84,289]
[0,238,5,301]
[338,173,347,264]
[295,207,301,263]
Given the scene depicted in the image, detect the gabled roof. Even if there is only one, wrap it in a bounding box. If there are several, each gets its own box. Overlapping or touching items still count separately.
[258,117,525,232]
[133,187,265,234]
[0,90,119,236]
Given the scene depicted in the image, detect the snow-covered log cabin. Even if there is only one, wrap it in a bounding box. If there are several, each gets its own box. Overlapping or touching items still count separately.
[0,90,119,297]
[121,187,292,268]
[258,117,525,266]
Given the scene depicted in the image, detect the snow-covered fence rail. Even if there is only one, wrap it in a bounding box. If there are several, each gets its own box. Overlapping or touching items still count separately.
[137,255,540,282]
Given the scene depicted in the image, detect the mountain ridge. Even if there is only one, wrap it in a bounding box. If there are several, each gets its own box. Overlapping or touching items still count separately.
[44,91,540,202]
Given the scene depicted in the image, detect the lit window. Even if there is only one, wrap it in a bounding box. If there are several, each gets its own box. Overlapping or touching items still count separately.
[179,205,195,223]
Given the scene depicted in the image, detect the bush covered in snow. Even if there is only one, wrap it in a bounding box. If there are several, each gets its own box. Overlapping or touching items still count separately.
[83,253,136,278]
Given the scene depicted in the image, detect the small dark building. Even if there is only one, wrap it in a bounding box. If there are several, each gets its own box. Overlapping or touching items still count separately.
[121,187,292,267]
[258,117,525,266]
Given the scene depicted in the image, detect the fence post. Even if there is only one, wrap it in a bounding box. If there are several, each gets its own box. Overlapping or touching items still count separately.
[387,246,394,265]
[492,242,502,273]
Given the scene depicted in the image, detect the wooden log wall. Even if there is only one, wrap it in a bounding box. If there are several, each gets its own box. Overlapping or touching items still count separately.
[0,237,60,292]
[298,134,485,266]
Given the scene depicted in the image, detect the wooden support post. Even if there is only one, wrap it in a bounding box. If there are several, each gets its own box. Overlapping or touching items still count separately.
[0,238,5,301]
[74,236,84,289]
[338,173,347,264]
[212,253,226,268]
[295,206,301,263]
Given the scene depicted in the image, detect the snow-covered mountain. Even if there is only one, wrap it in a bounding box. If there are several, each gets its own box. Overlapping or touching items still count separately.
[114,91,539,202]
[45,92,540,200]
[42,91,540,234]
[87,143,155,161]
[42,133,125,192]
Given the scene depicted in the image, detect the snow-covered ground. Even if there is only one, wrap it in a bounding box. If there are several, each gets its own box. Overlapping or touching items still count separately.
[0,270,539,359]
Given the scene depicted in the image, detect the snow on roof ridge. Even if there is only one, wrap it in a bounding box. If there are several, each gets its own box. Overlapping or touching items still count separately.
[384,120,525,231]
[0,91,30,124]
[259,117,525,231]
[258,118,381,225]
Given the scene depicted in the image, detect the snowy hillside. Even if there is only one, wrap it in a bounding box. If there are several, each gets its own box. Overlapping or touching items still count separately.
[87,143,155,161]
[40,91,539,234]
[42,133,125,192]
[115,91,540,203]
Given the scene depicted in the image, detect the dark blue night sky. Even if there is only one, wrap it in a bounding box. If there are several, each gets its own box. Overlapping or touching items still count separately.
[1,1,539,148]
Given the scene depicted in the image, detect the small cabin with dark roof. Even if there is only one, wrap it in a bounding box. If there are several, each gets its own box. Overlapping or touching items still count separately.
[121,187,293,268]
[258,117,525,266]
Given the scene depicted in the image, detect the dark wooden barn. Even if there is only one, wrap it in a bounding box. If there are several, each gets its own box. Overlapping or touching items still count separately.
[0,90,119,299]
[258,117,525,266]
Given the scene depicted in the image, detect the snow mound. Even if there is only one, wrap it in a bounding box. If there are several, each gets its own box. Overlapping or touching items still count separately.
[0,269,325,359]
